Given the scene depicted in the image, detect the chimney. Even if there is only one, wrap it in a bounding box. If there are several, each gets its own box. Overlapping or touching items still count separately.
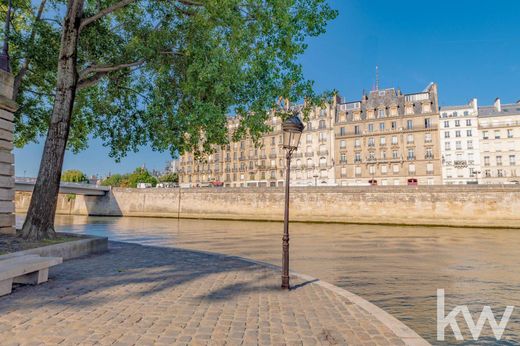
[470,98,478,113]
[494,98,501,112]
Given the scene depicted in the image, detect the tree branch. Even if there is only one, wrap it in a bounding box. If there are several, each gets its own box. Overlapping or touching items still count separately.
[77,60,145,90]
[79,0,136,32]
[13,0,47,100]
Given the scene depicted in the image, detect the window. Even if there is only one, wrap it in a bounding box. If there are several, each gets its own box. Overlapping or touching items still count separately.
[426,163,434,174]
[319,120,326,129]
[424,118,431,129]
[391,121,397,130]
[408,164,416,173]
[497,169,504,177]
[340,153,347,164]
[496,156,502,166]
[355,139,361,148]
[425,133,432,143]
[393,164,399,173]
[271,137,275,145]
[306,134,312,143]
[456,141,462,150]
[455,120,460,127]
[484,156,490,166]
[444,132,450,138]
[368,137,375,147]
[392,150,399,159]
[407,148,415,160]
[319,132,327,142]
[391,136,398,144]
[369,165,376,174]
[510,155,516,166]
[508,129,514,138]
[340,167,347,177]
[463,111,469,116]
[379,122,385,131]
[354,125,361,135]
[483,131,488,139]
[407,120,413,130]
[425,148,434,159]
[380,137,386,145]
[495,130,500,139]
[445,141,451,150]
[340,140,346,149]
[455,130,461,138]
[381,165,388,174]
[368,123,374,132]
[444,120,449,128]
[339,127,346,136]
[467,140,473,149]
[467,130,472,137]
[380,151,386,159]
[378,109,385,118]
[355,166,361,175]
[307,122,313,130]
[466,119,472,126]
[355,153,361,163]
[407,134,414,144]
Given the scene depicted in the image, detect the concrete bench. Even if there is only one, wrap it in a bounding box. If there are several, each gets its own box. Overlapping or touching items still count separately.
[0,255,63,296]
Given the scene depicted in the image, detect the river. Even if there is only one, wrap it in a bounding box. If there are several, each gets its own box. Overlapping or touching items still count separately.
[17,215,520,345]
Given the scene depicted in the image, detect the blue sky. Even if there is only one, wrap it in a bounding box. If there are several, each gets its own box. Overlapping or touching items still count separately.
[14,0,520,177]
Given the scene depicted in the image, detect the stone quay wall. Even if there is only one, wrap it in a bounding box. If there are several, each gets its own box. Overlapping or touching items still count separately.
[0,70,17,234]
[15,185,520,228]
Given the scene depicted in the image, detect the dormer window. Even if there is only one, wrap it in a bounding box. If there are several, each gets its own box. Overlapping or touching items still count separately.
[378,109,386,118]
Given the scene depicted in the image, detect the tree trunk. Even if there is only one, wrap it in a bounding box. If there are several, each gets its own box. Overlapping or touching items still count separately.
[20,0,84,240]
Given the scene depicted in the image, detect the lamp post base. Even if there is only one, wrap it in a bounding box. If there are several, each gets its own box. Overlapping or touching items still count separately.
[281,275,290,289]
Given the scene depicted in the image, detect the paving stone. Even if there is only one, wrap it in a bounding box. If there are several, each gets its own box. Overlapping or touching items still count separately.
[0,242,422,345]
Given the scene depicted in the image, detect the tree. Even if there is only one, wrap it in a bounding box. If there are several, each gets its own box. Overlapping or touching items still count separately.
[127,167,157,188]
[159,172,178,183]
[61,169,88,183]
[8,0,337,239]
[100,173,128,187]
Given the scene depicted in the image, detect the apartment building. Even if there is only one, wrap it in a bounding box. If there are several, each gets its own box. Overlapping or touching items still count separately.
[334,83,442,186]
[177,104,336,188]
[478,98,520,184]
[439,99,481,184]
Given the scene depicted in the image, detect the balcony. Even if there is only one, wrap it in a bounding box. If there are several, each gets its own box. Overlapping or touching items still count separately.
[425,154,435,160]
[407,156,416,161]
[293,153,303,158]
[305,152,314,158]
[269,154,277,159]
[318,150,329,156]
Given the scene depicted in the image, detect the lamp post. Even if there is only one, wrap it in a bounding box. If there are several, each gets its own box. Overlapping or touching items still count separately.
[281,113,304,289]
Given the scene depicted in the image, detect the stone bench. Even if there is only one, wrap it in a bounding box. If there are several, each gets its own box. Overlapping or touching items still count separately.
[0,254,63,296]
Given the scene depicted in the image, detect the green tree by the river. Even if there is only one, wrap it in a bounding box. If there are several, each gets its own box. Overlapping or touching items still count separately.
[6,0,337,239]
[61,169,89,183]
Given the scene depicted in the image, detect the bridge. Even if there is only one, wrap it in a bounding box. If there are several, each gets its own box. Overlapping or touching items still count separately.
[15,178,110,196]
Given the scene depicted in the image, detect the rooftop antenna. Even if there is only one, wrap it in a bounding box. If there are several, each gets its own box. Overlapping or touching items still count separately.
[0,0,12,72]
[375,65,379,91]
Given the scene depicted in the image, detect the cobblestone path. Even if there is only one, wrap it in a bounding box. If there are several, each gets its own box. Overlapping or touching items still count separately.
[0,242,426,345]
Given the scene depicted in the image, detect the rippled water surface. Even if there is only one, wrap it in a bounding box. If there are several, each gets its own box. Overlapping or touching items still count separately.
[17,215,520,345]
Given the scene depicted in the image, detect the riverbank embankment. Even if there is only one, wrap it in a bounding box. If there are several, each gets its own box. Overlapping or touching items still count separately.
[15,185,520,228]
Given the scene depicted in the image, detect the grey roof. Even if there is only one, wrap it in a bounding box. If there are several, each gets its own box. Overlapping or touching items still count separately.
[478,103,520,117]
[440,104,471,111]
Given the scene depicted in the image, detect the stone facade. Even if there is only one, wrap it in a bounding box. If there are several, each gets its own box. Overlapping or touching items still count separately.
[178,104,336,188]
[439,99,481,184]
[478,98,520,184]
[334,83,442,186]
[0,70,16,234]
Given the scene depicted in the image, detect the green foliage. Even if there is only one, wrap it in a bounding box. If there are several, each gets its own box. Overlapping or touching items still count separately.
[61,169,89,183]
[7,0,337,160]
[158,172,178,183]
[101,167,159,188]
[127,167,158,188]
[100,173,129,187]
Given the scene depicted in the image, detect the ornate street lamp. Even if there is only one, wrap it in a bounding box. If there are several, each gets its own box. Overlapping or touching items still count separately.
[281,113,304,289]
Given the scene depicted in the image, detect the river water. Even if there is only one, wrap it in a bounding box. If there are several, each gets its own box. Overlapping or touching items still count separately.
[16,215,520,345]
